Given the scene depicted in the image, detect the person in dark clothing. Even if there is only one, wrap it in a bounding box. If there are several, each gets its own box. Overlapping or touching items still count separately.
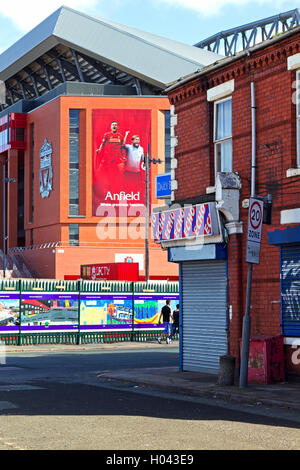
[169,304,179,342]
[157,299,171,344]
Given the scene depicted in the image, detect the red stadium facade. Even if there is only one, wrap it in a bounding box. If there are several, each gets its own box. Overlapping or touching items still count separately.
[0,95,178,281]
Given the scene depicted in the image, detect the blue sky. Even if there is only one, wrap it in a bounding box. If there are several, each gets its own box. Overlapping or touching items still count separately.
[0,0,299,53]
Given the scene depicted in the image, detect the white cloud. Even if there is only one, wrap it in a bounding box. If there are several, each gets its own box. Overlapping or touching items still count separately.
[0,0,98,31]
[1,0,296,33]
[157,0,297,16]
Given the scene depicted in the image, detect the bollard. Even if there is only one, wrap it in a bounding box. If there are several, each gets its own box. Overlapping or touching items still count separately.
[218,355,236,386]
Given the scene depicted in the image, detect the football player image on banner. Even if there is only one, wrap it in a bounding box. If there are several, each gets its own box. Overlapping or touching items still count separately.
[93,109,151,216]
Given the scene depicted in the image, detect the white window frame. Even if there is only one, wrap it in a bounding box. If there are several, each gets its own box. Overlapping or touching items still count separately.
[296,70,300,168]
[213,96,232,176]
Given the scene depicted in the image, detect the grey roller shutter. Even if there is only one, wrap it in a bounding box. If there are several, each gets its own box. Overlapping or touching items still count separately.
[280,244,300,336]
[181,260,227,374]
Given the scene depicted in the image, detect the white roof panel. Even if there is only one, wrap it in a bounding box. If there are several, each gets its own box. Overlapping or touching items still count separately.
[0,6,223,87]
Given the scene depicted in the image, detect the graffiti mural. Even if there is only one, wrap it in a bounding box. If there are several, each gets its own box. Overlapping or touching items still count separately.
[281,259,300,322]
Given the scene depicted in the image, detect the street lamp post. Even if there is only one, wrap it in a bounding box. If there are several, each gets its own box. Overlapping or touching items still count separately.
[2,162,16,278]
[145,147,150,283]
[2,164,5,278]
[144,144,162,283]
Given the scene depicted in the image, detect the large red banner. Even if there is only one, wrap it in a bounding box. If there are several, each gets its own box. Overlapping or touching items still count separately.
[92,109,151,216]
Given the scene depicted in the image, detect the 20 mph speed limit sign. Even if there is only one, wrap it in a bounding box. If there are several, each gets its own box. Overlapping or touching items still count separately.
[246,197,264,264]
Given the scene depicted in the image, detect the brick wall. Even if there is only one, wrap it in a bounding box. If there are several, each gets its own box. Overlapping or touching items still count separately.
[168,32,300,373]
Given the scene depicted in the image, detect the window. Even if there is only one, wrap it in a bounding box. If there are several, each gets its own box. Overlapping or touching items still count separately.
[17,152,25,246]
[29,124,34,223]
[0,116,8,150]
[164,110,171,173]
[69,110,80,216]
[297,70,300,167]
[214,97,232,174]
[15,128,25,141]
[69,223,79,246]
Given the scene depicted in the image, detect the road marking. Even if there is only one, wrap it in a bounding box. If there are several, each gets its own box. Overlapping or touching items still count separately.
[0,385,44,391]
[0,437,26,451]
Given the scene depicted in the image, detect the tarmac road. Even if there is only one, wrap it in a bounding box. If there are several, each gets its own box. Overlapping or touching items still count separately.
[0,343,299,451]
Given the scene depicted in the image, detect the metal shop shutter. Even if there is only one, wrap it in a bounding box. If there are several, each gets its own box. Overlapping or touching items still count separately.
[181,260,227,374]
[280,244,300,336]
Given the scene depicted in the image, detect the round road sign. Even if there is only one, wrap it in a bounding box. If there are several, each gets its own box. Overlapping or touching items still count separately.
[249,200,262,230]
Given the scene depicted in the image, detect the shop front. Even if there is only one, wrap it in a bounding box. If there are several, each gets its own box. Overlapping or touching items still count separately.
[152,201,228,373]
[268,224,300,376]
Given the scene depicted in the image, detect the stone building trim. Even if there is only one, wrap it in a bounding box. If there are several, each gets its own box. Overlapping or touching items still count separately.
[170,104,178,202]
[287,52,300,70]
[207,79,235,102]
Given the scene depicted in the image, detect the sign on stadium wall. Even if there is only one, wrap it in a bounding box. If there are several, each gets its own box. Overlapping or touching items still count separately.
[39,138,53,198]
[151,202,221,243]
[92,109,151,216]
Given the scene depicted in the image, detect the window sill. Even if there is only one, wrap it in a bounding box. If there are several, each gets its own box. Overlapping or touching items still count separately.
[206,186,215,194]
[286,168,300,178]
[284,337,300,346]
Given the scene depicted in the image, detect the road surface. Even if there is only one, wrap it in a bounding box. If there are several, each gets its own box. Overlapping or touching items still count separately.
[0,345,298,450]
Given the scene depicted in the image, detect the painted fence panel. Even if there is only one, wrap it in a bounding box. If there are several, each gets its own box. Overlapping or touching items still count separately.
[134,293,179,330]
[20,292,79,333]
[0,280,179,342]
[0,291,20,333]
[80,292,133,332]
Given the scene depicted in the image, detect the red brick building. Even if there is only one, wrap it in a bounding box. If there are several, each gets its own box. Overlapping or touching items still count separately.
[153,23,300,378]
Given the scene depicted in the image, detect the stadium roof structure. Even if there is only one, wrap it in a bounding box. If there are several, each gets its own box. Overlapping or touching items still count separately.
[196,8,300,56]
[0,6,223,109]
[166,9,300,92]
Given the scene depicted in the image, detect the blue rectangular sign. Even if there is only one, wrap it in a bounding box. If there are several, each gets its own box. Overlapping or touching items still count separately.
[155,173,171,199]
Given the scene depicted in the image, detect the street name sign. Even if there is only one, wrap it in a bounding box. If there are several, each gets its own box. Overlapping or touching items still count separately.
[155,173,171,199]
[246,197,264,264]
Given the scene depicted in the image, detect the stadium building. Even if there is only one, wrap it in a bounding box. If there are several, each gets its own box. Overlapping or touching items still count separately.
[0,6,221,279]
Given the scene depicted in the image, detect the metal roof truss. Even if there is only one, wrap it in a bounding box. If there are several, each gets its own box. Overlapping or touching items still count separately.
[2,44,161,109]
[196,8,300,56]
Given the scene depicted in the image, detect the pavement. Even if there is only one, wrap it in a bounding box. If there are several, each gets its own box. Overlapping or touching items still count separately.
[3,341,300,412]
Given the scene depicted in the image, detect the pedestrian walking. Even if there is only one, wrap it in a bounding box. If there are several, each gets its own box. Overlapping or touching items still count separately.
[169,304,179,343]
[157,299,171,344]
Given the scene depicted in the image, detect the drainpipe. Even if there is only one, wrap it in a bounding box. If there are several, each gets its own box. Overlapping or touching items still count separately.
[239,81,256,388]
[251,81,256,198]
